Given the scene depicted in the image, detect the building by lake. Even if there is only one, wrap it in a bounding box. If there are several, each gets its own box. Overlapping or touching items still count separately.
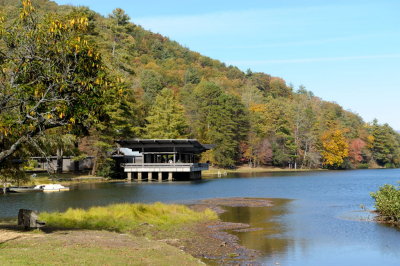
[116,139,212,181]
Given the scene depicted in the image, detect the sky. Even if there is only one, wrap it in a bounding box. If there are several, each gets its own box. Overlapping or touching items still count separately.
[54,0,400,130]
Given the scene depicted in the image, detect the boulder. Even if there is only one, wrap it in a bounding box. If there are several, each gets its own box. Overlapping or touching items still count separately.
[18,209,46,229]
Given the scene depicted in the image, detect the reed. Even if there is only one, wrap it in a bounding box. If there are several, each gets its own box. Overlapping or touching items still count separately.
[39,202,217,232]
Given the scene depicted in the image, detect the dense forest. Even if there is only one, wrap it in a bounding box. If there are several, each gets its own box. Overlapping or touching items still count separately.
[1,0,400,180]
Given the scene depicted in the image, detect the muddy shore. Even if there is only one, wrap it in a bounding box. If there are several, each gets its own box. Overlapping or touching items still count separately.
[182,197,274,265]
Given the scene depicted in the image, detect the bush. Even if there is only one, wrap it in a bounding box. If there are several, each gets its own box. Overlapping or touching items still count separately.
[23,160,38,171]
[357,163,369,169]
[96,158,116,178]
[370,184,400,222]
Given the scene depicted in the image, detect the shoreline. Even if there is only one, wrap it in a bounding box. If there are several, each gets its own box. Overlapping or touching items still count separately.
[372,211,400,228]
[7,166,392,190]
[0,197,274,265]
[203,166,326,176]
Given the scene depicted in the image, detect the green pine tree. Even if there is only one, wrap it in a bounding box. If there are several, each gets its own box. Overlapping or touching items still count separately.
[144,88,189,139]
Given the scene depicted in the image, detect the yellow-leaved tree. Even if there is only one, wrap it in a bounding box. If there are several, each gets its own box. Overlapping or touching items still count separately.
[321,128,349,168]
[0,0,117,187]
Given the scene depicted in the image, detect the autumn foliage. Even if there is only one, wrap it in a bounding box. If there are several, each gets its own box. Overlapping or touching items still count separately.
[1,0,400,174]
[321,129,349,168]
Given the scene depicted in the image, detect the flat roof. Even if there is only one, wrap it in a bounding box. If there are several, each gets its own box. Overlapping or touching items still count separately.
[116,139,213,154]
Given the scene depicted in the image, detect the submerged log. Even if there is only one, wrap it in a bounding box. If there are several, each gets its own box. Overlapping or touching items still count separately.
[18,209,46,229]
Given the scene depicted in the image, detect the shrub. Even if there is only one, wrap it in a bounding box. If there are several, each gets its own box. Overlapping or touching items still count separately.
[357,163,369,169]
[370,184,400,222]
[96,158,116,178]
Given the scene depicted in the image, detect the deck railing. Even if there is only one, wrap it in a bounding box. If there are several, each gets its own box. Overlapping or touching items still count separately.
[122,163,208,168]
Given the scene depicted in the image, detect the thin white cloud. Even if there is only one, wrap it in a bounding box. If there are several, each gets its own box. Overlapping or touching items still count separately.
[218,32,394,49]
[134,5,329,37]
[229,54,400,65]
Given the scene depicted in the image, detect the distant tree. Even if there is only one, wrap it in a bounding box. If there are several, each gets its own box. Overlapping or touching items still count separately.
[296,85,314,98]
[242,135,272,167]
[144,88,189,139]
[368,120,400,167]
[245,68,253,77]
[184,67,201,85]
[191,82,249,167]
[321,128,349,168]
[348,138,367,166]
[248,72,270,92]
[290,94,319,169]
[109,8,130,26]
[240,85,264,109]
[208,93,248,167]
[269,77,292,98]
[226,66,244,80]
[140,69,164,100]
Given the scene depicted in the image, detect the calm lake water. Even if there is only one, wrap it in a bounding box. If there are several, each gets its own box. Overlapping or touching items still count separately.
[2,169,400,265]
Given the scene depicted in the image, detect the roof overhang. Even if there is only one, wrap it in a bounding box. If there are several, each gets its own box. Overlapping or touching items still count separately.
[116,139,213,154]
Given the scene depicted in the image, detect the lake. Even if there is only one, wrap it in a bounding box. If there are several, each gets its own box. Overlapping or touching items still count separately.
[1,169,400,265]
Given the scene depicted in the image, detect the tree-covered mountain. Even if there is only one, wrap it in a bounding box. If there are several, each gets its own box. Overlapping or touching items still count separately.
[1,0,399,174]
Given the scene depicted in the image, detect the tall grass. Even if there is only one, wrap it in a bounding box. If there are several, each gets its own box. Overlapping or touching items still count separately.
[39,202,217,232]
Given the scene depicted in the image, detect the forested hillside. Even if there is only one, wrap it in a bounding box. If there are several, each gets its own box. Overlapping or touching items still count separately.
[1,0,399,176]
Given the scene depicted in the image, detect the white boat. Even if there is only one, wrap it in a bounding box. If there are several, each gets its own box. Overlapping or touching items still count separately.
[34,184,70,192]
[9,186,41,193]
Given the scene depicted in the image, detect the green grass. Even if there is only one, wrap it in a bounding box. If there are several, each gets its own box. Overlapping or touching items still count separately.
[0,202,216,265]
[39,202,217,232]
[0,234,202,265]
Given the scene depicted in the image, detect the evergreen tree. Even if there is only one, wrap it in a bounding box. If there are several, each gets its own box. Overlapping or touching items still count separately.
[144,88,189,139]
[369,120,400,167]
[109,8,130,26]
[190,82,249,167]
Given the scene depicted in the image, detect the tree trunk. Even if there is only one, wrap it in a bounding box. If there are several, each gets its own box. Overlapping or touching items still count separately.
[112,40,116,57]
[56,148,63,174]
[302,142,308,169]
[91,156,97,176]
[74,160,80,173]
[2,179,7,194]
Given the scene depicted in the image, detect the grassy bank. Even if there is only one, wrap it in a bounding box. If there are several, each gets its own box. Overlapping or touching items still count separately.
[39,202,217,232]
[22,172,109,186]
[0,203,217,265]
[371,184,400,224]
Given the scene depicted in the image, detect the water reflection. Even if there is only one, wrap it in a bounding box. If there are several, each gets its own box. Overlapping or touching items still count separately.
[219,198,400,266]
[220,199,293,257]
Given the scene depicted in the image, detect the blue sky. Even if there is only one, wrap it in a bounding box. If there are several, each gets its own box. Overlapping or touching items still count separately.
[54,0,400,129]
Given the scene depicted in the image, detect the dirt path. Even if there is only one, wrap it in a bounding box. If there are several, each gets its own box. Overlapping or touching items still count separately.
[0,229,45,244]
